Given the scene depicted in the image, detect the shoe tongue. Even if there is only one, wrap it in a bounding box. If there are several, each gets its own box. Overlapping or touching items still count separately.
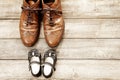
[45,2,53,6]
[28,0,35,5]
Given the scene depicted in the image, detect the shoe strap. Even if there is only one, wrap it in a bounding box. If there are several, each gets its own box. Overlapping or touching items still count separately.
[42,62,55,71]
[30,61,40,65]
[29,61,41,71]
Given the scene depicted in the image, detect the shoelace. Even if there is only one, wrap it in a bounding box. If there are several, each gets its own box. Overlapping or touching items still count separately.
[42,8,62,26]
[21,6,62,26]
[21,6,42,26]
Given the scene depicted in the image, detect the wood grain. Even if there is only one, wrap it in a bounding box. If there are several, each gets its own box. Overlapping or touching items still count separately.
[0,39,120,60]
[0,60,120,80]
[0,0,120,19]
[0,0,120,80]
[0,19,120,39]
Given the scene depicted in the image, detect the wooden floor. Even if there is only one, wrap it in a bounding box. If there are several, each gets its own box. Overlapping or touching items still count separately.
[0,0,120,80]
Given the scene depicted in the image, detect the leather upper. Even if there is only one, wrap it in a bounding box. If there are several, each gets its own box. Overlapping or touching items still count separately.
[42,0,64,48]
[19,0,64,47]
[19,0,41,47]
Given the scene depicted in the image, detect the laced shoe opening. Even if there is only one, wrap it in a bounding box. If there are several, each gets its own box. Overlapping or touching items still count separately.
[26,0,37,4]
[43,0,55,4]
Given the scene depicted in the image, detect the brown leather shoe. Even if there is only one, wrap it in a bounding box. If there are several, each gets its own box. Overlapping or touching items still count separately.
[42,0,64,48]
[19,0,41,47]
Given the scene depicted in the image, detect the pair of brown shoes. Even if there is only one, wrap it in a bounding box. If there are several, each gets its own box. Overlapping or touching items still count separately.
[19,0,64,47]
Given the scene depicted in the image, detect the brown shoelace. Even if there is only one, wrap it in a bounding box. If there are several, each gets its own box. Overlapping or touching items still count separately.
[21,6,42,25]
[42,8,62,26]
[21,6,62,26]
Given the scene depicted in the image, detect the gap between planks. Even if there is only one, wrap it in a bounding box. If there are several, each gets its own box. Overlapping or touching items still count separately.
[0,18,120,20]
[1,58,120,61]
[1,39,120,60]
[1,60,120,80]
[0,0,120,19]
[0,19,120,39]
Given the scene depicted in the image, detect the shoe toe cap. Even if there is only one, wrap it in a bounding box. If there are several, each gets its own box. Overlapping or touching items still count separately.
[45,30,64,47]
[21,32,38,47]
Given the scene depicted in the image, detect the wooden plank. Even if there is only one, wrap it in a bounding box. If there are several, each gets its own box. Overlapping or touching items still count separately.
[1,39,120,59]
[0,19,120,39]
[0,0,120,19]
[0,60,120,80]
